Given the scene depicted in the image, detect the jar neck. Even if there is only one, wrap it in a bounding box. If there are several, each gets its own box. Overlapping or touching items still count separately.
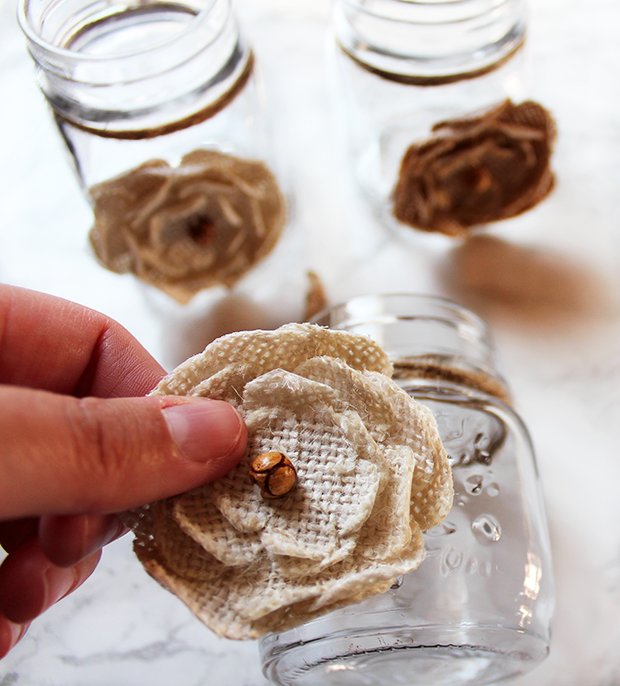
[313,294,510,401]
[332,0,527,83]
[18,0,250,134]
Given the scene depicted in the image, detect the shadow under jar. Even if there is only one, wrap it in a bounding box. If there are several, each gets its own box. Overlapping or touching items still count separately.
[260,294,554,686]
[18,0,288,305]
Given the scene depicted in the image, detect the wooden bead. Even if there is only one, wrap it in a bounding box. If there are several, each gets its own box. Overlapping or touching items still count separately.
[250,452,297,499]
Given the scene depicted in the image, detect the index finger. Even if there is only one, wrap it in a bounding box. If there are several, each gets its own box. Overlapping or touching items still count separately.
[0,285,164,397]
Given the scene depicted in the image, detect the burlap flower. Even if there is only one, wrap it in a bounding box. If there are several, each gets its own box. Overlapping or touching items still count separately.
[128,324,453,639]
[392,99,556,236]
[88,149,286,303]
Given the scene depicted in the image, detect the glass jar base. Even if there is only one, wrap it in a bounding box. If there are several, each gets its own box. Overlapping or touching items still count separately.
[261,626,549,686]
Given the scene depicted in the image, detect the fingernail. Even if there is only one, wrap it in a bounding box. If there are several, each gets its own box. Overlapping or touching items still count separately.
[0,542,77,625]
[80,515,125,562]
[43,565,76,609]
[163,400,246,464]
[0,617,28,659]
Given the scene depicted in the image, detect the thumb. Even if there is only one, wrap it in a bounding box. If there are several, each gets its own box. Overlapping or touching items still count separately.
[0,385,247,520]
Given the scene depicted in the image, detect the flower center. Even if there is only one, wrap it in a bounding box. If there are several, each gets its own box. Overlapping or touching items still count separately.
[187,214,216,246]
[462,166,492,195]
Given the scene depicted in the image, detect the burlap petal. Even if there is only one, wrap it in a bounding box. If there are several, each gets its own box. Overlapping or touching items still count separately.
[366,372,454,531]
[209,395,385,565]
[173,489,263,567]
[154,323,393,397]
[149,500,220,582]
[187,363,256,409]
[250,532,426,637]
[297,357,453,532]
[129,323,452,639]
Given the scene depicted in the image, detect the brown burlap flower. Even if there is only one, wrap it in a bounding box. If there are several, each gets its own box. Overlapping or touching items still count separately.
[392,99,556,236]
[88,149,286,303]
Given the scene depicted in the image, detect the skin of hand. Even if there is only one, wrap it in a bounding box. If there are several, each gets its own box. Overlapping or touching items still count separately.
[0,284,248,658]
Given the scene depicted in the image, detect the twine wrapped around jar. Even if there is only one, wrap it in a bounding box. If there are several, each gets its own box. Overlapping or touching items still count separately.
[20,0,295,306]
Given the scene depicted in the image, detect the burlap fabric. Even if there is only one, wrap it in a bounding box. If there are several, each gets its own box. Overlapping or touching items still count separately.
[127,323,453,639]
[89,149,286,304]
[392,99,556,236]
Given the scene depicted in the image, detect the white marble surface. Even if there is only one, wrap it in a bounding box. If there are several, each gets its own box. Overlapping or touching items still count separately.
[2,0,620,684]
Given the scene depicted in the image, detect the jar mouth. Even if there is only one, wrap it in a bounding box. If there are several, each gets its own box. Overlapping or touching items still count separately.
[312,293,491,338]
[333,0,527,80]
[337,0,518,24]
[18,0,227,77]
[312,293,503,389]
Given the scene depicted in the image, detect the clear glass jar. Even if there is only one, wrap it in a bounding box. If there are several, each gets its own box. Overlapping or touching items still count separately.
[330,0,530,220]
[260,294,554,686]
[18,0,293,309]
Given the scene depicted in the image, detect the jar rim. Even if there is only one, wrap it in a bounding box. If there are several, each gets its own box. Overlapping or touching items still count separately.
[17,0,224,66]
[312,292,491,335]
[332,0,527,80]
[311,292,506,394]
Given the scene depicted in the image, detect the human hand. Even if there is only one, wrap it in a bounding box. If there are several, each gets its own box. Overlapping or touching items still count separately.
[0,285,247,658]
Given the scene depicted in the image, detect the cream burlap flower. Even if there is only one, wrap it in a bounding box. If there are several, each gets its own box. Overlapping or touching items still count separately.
[128,324,453,639]
[88,149,286,303]
[392,99,556,236]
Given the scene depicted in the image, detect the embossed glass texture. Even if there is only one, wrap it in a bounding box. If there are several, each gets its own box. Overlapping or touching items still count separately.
[260,294,554,686]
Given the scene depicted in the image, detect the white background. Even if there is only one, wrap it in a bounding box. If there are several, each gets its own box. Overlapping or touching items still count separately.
[1,0,620,684]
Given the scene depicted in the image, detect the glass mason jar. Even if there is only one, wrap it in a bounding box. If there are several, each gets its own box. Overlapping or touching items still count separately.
[260,294,554,686]
[330,0,532,226]
[18,0,293,309]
